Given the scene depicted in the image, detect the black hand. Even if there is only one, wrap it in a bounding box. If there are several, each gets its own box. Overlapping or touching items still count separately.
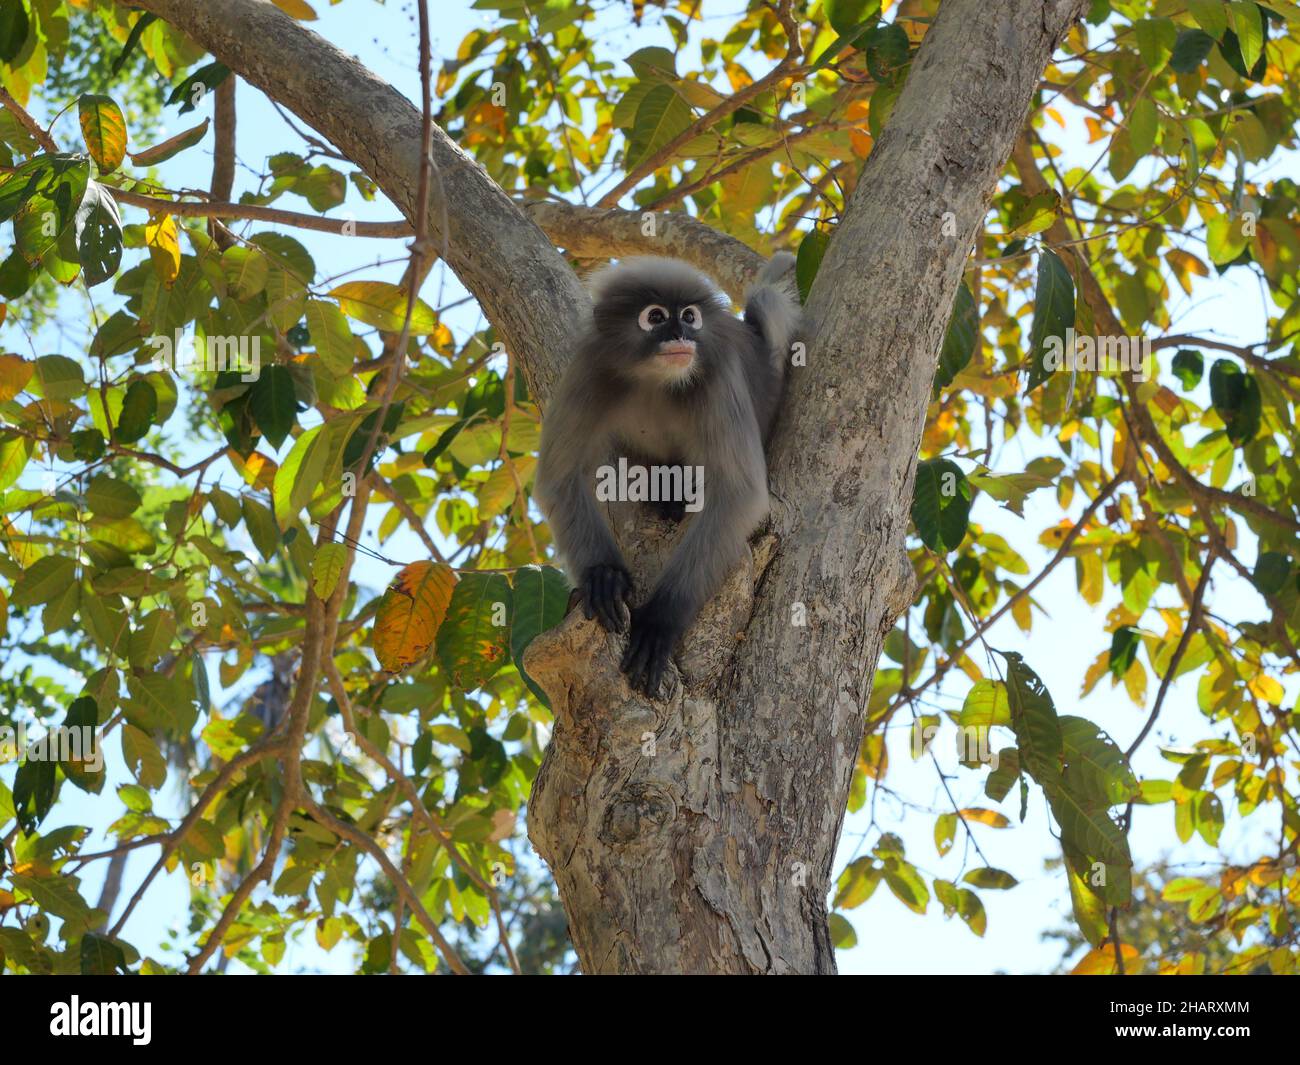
[620,598,682,699]
[580,563,632,633]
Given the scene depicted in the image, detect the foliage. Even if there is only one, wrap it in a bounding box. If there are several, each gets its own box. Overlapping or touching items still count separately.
[0,0,1297,975]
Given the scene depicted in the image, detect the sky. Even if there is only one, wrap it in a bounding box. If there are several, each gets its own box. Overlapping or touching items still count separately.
[3,0,1296,974]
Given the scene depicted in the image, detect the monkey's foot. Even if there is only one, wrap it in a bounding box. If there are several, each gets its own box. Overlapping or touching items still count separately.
[621,602,681,699]
[580,563,632,633]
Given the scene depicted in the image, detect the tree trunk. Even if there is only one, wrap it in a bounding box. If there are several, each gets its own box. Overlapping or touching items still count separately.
[525,0,1088,974]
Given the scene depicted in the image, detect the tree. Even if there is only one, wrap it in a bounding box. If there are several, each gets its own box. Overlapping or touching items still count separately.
[0,0,1297,976]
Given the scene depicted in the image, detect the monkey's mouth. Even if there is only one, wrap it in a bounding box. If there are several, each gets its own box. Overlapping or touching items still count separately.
[655,340,696,367]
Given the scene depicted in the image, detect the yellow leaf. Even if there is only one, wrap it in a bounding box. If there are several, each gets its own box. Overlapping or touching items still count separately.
[1011,594,1032,632]
[0,353,33,402]
[1248,673,1283,705]
[957,807,1010,828]
[373,561,456,671]
[272,0,318,18]
[1124,658,1147,707]
[145,214,181,287]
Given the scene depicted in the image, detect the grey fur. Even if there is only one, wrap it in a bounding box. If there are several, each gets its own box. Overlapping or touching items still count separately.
[534,253,802,695]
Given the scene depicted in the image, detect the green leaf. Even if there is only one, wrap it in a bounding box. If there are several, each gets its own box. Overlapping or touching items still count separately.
[250,365,297,451]
[130,118,209,167]
[0,0,29,63]
[1252,551,1291,596]
[112,12,157,74]
[1128,95,1158,157]
[627,83,692,168]
[1187,0,1228,39]
[1208,359,1261,445]
[168,61,231,114]
[1229,1,1263,70]
[962,867,1018,890]
[436,572,513,690]
[932,281,978,395]
[510,565,571,706]
[1108,626,1140,679]
[883,859,929,914]
[864,23,910,83]
[1171,347,1203,389]
[795,227,830,303]
[34,353,86,402]
[1169,28,1215,72]
[1001,652,1063,786]
[305,299,355,374]
[115,378,157,444]
[221,245,269,299]
[77,95,128,174]
[0,432,31,492]
[121,723,167,789]
[86,473,141,518]
[1027,250,1075,390]
[828,912,857,949]
[1134,17,1177,71]
[910,458,970,553]
[80,933,127,975]
[128,609,176,669]
[273,424,329,527]
[824,0,881,36]
[1059,715,1139,807]
[11,555,77,608]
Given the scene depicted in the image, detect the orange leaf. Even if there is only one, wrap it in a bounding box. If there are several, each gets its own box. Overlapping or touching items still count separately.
[374,561,456,671]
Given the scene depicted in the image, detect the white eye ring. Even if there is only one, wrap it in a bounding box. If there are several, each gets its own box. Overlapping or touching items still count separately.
[638,305,669,331]
[680,304,702,327]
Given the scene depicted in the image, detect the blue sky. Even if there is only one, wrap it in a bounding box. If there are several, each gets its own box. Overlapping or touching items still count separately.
[4,0,1295,974]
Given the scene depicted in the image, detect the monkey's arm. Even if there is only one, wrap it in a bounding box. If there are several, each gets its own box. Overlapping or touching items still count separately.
[621,389,769,697]
[535,380,632,633]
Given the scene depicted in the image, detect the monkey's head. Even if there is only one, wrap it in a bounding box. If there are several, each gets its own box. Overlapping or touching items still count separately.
[586,257,729,389]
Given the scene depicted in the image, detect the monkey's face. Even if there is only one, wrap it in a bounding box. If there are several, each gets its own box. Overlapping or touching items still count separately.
[593,292,713,389]
[633,300,705,384]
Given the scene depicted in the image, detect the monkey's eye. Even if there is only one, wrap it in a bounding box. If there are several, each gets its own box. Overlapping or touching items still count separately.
[638,305,669,331]
[680,304,702,328]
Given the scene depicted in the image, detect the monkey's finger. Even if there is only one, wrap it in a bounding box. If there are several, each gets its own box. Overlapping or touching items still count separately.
[597,570,621,632]
[646,646,667,699]
[621,629,650,682]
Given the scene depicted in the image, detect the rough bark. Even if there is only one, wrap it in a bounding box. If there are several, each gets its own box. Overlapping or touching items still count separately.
[136,0,1088,974]
[526,0,1088,973]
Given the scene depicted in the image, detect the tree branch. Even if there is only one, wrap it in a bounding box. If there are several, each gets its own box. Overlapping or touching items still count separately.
[133,0,586,402]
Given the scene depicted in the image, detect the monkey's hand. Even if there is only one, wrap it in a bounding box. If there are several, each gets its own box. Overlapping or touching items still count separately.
[580,563,632,633]
[621,598,682,699]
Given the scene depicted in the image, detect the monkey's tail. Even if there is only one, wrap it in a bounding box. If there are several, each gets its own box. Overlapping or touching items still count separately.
[743,250,801,378]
